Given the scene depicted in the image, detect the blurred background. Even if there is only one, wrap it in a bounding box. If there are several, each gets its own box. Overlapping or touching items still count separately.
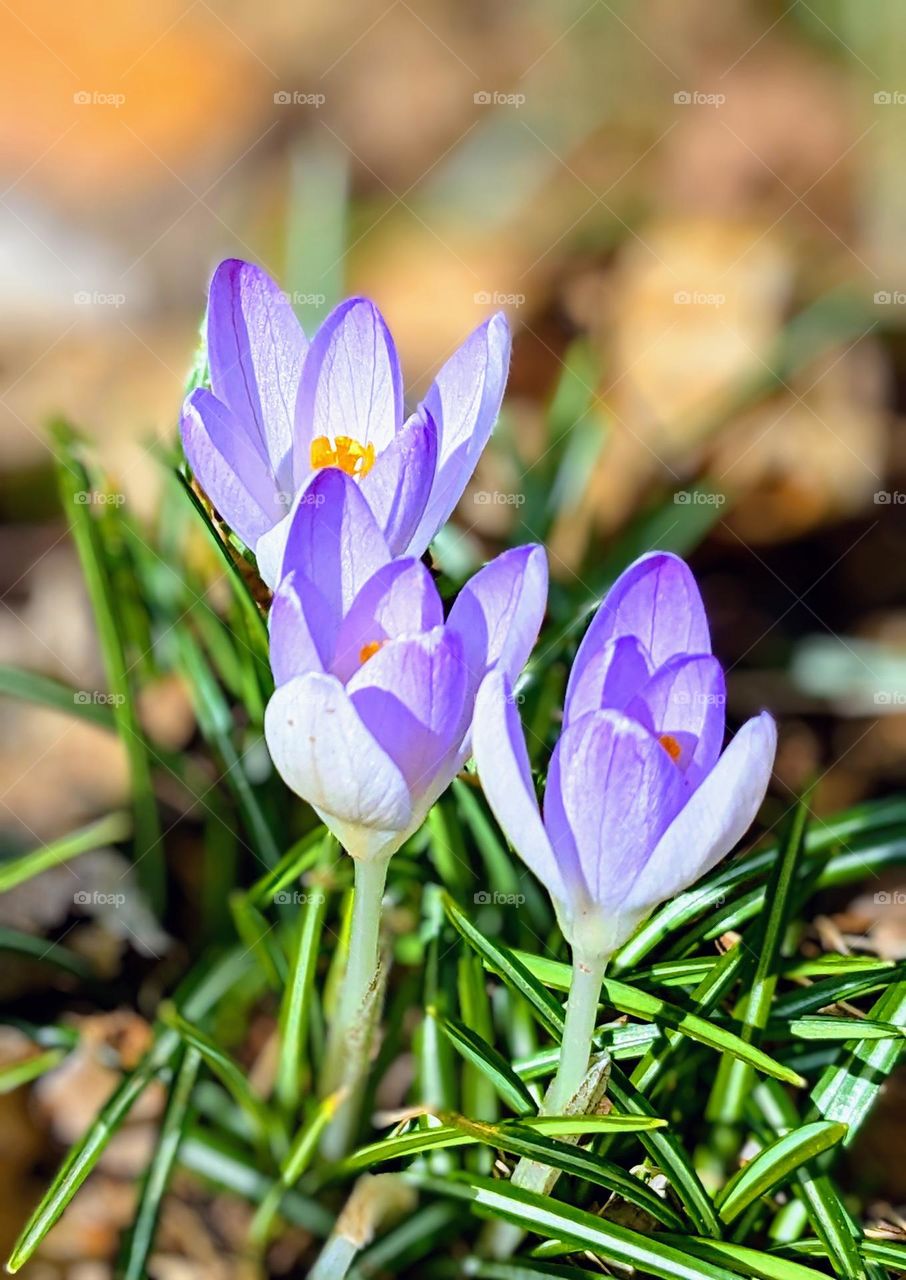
[3,0,906,1271]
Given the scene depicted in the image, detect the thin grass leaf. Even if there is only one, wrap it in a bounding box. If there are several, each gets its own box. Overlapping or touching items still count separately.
[0,926,93,979]
[811,980,906,1138]
[716,1121,847,1224]
[0,1048,65,1093]
[435,1010,537,1115]
[119,1046,201,1280]
[659,1236,837,1280]
[774,1017,906,1041]
[275,871,329,1115]
[773,965,906,1020]
[0,664,116,729]
[0,811,131,894]
[250,1090,343,1247]
[50,421,163,907]
[410,1171,739,1280]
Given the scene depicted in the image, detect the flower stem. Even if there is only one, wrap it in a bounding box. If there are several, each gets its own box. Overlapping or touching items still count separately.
[546,947,608,1114]
[320,854,390,1159]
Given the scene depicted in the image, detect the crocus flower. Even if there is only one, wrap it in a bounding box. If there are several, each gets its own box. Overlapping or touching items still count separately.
[263,468,547,863]
[473,551,777,960]
[180,259,511,587]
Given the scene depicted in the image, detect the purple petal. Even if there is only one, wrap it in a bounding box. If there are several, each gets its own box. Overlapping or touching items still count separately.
[207,259,307,481]
[347,627,468,801]
[447,545,548,693]
[358,412,438,555]
[331,558,443,684]
[548,709,688,911]
[180,388,280,547]
[626,654,725,786]
[294,297,403,484]
[622,712,777,916]
[472,670,567,902]
[265,672,412,840]
[565,553,711,722]
[268,570,334,686]
[564,635,651,725]
[280,469,391,623]
[406,312,511,557]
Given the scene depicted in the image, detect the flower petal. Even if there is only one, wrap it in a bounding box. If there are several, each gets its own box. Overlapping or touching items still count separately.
[626,653,725,785]
[279,469,391,621]
[447,544,548,694]
[331,558,443,684]
[264,672,412,835]
[622,712,777,916]
[294,297,402,481]
[472,669,567,902]
[347,627,468,800]
[268,570,334,686]
[565,552,711,722]
[406,312,511,556]
[563,635,651,725]
[549,709,688,911]
[358,411,437,555]
[207,259,307,480]
[180,388,280,547]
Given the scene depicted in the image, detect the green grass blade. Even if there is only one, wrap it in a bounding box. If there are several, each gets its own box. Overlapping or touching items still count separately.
[716,1121,847,1224]
[0,664,116,728]
[660,1236,837,1280]
[0,1048,66,1093]
[435,1010,537,1115]
[0,811,131,893]
[275,873,329,1115]
[119,1046,201,1280]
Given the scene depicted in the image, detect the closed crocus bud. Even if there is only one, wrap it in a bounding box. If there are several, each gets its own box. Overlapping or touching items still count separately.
[473,551,776,1114]
[264,468,548,864]
[180,259,511,588]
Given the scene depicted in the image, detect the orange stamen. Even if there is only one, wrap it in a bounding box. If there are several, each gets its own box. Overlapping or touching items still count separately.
[310,434,376,478]
[659,733,682,763]
[359,640,384,665]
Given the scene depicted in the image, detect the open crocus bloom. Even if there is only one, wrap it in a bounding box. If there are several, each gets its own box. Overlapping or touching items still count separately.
[263,469,547,862]
[473,551,777,959]
[180,259,511,588]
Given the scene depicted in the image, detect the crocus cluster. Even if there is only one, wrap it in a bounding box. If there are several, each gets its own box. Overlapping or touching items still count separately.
[181,258,777,1132]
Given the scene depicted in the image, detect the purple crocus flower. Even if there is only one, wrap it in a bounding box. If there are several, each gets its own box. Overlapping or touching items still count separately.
[180,259,511,587]
[263,468,547,862]
[473,551,777,959]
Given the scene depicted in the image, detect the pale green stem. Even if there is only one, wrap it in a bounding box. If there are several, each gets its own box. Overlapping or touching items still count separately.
[320,854,390,1159]
[545,948,608,1114]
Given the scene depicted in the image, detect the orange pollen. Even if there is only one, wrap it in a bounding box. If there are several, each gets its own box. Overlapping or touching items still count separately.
[310,434,376,478]
[359,640,384,665]
[658,734,682,763]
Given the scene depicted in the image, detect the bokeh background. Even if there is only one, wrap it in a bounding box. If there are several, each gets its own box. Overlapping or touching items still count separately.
[3,0,906,1272]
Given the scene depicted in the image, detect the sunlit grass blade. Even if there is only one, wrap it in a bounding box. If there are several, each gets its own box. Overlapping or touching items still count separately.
[250,1090,344,1247]
[659,1236,837,1280]
[435,1010,537,1115]
[119,1046,201,1280]
[0,1047,66,1093]
[0,664,116,728]
[50,420,163,908]
[275,867,329,1116]
[409,1171,738,1280]
[716,1121,847,1224]
[0,811,131,894]
[773,1016,906,1041]
[811,980,906,1137]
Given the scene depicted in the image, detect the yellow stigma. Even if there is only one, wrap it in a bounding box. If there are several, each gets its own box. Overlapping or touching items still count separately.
[659,733,682,763]
[310,434,375,478]
[359,640,384,665]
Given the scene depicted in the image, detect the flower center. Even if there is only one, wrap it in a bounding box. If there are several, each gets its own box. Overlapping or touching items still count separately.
[658,733,682,763]
[310,435,376,478]
[359,639,384,665]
